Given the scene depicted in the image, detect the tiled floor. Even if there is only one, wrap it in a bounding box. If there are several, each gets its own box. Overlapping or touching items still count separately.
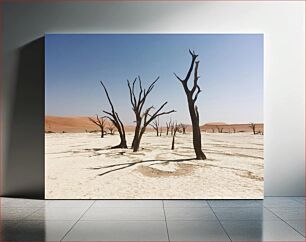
[0,197,304,241]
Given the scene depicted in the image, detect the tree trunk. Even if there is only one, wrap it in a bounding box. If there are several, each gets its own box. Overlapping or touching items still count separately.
[188,99,206,160]
[119,135,128,148]
[101,127,104,138]
[192,126,206,159]
[133,135,141,152]
[112,132,127,149]
[132,120,141,149]
[133,129,145,152]
[133,137,140,152]
[171,135,175,150]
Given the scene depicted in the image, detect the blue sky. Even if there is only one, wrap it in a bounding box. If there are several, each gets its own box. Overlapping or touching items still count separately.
[45,34,263,125]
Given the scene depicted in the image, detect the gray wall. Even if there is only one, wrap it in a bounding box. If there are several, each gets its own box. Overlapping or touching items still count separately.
[2,1,305,198]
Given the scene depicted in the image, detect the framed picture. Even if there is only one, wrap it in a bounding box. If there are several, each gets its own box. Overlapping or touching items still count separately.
[45,34,263,199]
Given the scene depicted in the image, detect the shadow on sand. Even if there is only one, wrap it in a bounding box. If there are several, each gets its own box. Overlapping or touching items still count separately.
[88,158,196,177]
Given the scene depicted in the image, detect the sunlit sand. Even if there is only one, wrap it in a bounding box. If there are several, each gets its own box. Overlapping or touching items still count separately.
[45,131,263,199]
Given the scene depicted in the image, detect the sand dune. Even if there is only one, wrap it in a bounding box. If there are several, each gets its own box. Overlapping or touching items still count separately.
[45,116,135,133]
[45,116,263,134]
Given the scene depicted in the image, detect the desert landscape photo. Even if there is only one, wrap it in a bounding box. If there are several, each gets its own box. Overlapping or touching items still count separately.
[45,34,264,199]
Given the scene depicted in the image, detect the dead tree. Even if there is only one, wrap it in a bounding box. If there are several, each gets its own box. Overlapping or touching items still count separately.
[108,124,116,135]
[171,122,179,150]
[127,76,175,152]
[88,115,106,138]
[232,127,236,133]
[174,50,206,160]
[180,123,187,134]
[150,118,160,136]
[217,126,223,133]
[100,81,127,148]
[166,120,172,135]
[249,123,256,135]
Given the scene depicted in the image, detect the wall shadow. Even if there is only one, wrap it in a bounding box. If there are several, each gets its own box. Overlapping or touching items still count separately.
[4,37,45,199]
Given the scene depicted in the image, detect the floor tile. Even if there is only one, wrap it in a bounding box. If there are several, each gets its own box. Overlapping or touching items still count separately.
[165,207,217,221]
[163,200,209,207]
[25,207,87,220]
[81,207,165,221]
[208,199,263,208]
[263,197,304,207]
[45,200,94,208]
[92,200,163,208]
[0,198,45,208]
[292,197,305,206]
[268,207,305,220]
[63,220,168,241]
[1,220,75,241]
[167,220,230,241]
[1,197,305,241]
[221,220,305,241]
[286,220,305,236]
[0,207,39,220]
[213,207,279,220]
[0,220,20,233]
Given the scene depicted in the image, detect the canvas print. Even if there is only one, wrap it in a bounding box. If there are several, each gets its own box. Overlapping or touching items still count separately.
[45,34,264,199]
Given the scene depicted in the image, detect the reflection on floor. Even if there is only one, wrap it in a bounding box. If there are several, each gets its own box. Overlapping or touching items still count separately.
[0,197,304,241]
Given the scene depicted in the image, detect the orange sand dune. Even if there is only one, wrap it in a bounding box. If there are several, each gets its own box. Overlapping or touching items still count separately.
[46,116,263,134]
[45,116,135,133]
[205,122,227,125]
[45,116,99,133]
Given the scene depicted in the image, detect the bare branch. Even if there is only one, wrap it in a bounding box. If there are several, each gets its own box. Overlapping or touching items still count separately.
[100,81,115,113]
[145,102,176,126]
[191,61,200,93]
[137,76,143,105]
[100,81,127,148]
[138,76,159,112]
[103,113,118,128]
[174,50,199,96]
[150,118,160,136]
[193,85,201,103]
[132,78,137,106]
[184,50,198,83]
[174,72,183,82]
[142,106,154,125]
[88,117,99,126]
[127,80,135,108]
[127,75,174,151]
